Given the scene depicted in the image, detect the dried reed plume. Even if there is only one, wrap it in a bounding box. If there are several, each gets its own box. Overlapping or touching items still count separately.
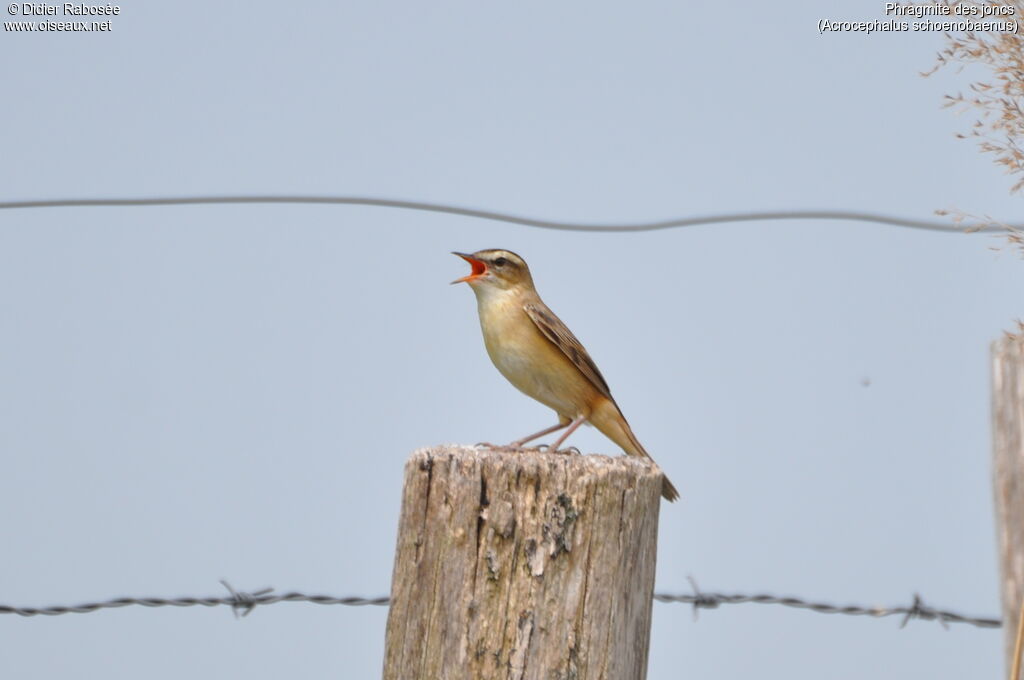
[927,2,1024,243]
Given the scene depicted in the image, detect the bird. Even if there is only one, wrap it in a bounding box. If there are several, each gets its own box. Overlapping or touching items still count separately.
[452,248,679,502]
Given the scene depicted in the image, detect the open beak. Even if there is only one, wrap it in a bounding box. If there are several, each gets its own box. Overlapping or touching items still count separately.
[451,252,487,284]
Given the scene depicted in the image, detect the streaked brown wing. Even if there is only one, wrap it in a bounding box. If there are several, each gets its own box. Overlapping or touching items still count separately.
[523,301,613,400]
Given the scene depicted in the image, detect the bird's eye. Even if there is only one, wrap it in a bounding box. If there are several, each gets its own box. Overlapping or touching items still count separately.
[494,257,508,267]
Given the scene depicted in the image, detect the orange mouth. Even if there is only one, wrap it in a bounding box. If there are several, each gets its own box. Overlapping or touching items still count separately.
[451,252,487,284]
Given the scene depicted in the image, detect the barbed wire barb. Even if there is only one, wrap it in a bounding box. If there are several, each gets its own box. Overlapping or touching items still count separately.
[900,593,947,630]
[220,580,273,619]
[685,575,718,622]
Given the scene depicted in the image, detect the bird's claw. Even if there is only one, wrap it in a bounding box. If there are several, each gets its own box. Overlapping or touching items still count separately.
[552,446,581,456]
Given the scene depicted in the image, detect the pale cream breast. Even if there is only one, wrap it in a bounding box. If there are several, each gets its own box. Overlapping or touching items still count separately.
[473,287,596,418]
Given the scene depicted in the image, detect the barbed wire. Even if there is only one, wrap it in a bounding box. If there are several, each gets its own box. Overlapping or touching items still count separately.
[0,581,389,619]
[657,578,1000,629]
[0,195,1009,233]
[0,579,1000,629]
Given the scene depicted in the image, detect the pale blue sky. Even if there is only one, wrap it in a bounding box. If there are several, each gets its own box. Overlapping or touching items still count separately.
[2,2,1022,678]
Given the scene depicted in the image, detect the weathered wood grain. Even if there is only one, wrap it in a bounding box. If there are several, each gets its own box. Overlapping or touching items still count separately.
[993,336,1024,673]
[383,445,663,680]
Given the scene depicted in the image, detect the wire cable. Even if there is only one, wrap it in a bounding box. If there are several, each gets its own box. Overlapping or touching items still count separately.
[0,195,1006,233]
[0,581,1001,628]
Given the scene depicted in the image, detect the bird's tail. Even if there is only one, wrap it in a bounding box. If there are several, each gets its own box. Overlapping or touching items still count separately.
[590,398,679,502]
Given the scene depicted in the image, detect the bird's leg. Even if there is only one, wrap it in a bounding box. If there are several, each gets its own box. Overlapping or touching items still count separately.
[509,418,571,448]
[548,415,587,454]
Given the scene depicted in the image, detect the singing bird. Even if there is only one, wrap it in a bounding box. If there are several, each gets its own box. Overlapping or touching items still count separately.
[452,249,679,502]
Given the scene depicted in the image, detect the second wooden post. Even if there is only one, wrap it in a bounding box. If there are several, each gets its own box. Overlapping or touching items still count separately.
[993,335,1024,673]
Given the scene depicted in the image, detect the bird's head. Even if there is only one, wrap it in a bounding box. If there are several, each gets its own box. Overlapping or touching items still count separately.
[451,249,534,291]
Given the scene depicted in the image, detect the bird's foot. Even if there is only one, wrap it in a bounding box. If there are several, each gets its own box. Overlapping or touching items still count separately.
[551,446,582,456]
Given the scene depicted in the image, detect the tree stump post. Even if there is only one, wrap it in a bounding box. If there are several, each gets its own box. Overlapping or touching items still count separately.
[382,445,663,680]
[993,335,1024,672]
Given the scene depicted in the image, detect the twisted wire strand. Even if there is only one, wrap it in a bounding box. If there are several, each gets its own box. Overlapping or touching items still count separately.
[0,591,390,617]
[653,591,1000,628]
[0,582,1000,628]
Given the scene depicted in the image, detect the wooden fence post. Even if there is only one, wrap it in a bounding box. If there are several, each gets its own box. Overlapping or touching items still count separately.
[382,445,663,680]
[992,335,1024,673]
